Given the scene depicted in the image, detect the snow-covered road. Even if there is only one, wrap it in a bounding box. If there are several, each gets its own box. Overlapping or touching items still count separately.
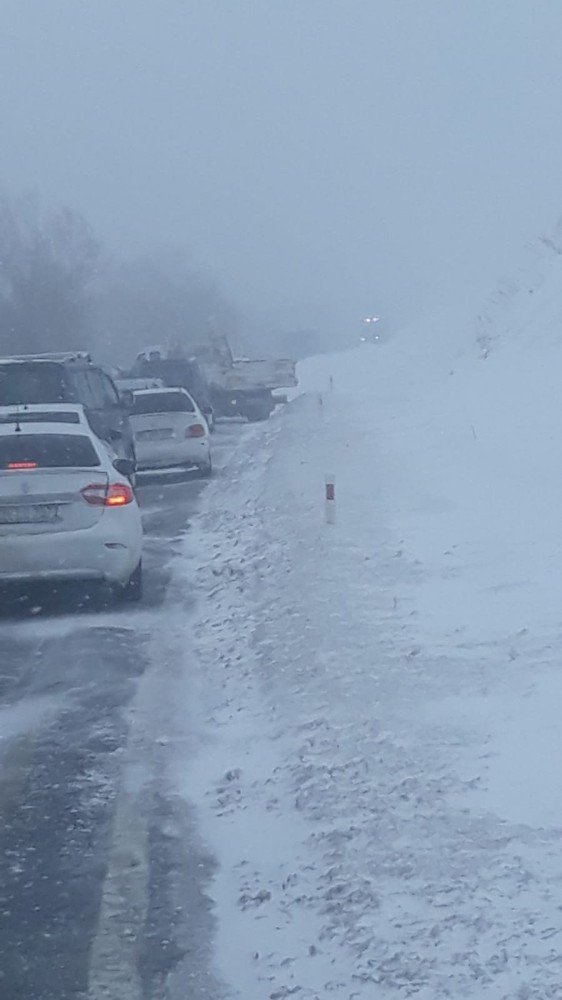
[4,253,562,999]
[173,274,562,998]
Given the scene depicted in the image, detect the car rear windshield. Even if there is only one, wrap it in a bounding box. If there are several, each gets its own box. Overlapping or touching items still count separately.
[0,434,101,469]
[131,392,195,414]
[0,363,67,405]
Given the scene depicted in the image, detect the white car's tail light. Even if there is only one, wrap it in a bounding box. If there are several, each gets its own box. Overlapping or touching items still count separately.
[185,424,206,438]
[105,483,135,506]
[81,482,135,506]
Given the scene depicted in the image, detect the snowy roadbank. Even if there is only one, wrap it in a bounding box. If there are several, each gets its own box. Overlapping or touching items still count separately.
[181,304,562,998]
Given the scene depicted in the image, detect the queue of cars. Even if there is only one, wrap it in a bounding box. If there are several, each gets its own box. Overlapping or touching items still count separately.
[0,351,218,602]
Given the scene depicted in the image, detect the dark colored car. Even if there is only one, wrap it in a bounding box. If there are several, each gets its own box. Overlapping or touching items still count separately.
[128,356,215,430]
[0,352,136,466]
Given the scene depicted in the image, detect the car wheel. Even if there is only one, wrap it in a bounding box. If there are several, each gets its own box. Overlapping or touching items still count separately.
[246,409,271,422]
[197,459,213,478]
[243,400,274,421]
[119,560,143,602]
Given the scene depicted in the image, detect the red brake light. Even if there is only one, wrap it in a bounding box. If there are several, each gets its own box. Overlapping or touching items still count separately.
[7,461,38,470]
[105,483,134,506]
[185,424,206,438]
[81,482,134,507]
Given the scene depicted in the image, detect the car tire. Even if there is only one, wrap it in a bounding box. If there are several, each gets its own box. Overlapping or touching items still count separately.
[119,560,143,602]
[246,409,271,422]
[197,459,213,478]
[243,397,275,421]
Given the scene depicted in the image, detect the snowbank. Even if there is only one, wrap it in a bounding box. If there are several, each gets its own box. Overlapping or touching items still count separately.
[181,249,562,998]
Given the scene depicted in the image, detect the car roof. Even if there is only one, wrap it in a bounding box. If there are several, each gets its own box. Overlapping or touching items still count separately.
[0,403,87,417]
[133,386,191,396]
[0,420,95,437]
[0,352,92,364]
[134,355,200,368]
[0,405,89,428]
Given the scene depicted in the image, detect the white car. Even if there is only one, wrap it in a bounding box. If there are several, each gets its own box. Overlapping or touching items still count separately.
[130,387,212,475]
[0,419,143,600]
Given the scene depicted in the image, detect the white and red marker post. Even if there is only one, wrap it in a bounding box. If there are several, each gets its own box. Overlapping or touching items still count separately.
[325,473,336,524]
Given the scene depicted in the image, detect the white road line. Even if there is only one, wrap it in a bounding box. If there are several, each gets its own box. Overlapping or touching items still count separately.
[87,754,149,999]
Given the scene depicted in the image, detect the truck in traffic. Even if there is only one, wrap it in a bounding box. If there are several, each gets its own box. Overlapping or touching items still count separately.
[131,334,298,423]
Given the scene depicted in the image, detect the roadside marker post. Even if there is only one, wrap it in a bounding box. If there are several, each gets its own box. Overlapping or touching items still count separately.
[325,474,336,524]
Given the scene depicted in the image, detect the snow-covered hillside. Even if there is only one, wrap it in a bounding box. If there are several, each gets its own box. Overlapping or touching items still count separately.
[173,244,562,999]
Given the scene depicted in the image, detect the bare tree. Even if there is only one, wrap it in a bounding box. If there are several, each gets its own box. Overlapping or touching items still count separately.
[0,193,100,355]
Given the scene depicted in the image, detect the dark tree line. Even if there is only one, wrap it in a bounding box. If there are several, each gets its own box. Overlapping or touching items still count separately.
[0,191,238,365]
[0,193,100,354]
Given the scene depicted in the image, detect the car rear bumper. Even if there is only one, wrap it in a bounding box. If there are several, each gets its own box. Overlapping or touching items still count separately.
[0,568,106,583]
[0,521,141,586]
[135,439,210,470]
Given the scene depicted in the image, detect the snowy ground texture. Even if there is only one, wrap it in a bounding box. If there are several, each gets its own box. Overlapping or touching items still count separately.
[178,245,562,999]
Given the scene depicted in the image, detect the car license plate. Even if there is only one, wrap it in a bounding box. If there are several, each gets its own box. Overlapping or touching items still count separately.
[0,504,59,525]
[138,428,173,440]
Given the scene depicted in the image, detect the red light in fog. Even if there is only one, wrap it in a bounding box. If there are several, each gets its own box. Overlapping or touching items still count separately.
[6,461,37,470]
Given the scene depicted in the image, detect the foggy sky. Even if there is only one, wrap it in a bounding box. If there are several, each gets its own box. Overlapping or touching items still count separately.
[2,0,562,343]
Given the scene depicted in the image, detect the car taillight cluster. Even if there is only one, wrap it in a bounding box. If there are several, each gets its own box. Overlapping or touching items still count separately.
[185,424,206,438]
[81,482,134,507]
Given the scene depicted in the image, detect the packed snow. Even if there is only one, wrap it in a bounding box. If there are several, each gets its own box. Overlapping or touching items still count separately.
[168,242,562,998]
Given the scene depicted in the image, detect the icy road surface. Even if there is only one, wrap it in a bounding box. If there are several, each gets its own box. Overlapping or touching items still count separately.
[0,434,243,1000]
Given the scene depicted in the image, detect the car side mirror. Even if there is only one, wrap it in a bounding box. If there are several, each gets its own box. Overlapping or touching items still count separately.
[113,457,135,479]
[120,391,134,412]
